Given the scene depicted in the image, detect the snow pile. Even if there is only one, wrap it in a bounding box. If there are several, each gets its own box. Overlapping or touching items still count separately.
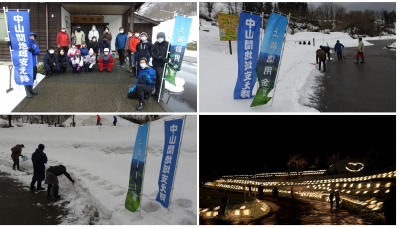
[363,35,396,41]
[165,77,185,93]
[63,115,135,127]
[0,65,45,113]
[388,42,396,48]
[0,115,197,225]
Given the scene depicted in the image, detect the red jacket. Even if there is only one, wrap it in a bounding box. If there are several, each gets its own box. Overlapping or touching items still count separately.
[97,115,101,121]
[57,30,70,47]
[130,37,140,52]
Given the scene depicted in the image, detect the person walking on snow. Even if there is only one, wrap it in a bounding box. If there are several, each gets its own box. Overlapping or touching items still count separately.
[329,190,335,209]
[115,27,128,68]
[335,191,341,208]
[113,116,117,126]
[11,144,25,171]
[96,115,101,125]
[355,37,365,64]
[319,45,331,61]
[291,187,295,199]
[45,165,75,199]
[316,49,327,72]
[30,144,48,190]
[334,40,344,61]
[88,25,99,42]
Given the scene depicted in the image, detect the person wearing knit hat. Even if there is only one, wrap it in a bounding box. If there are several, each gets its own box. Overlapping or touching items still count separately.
[98,48,115,72]
[43,46,60,77]
[135,31,153,75]
[115,27,128,67]
[84,48,97,74]
[151,31,170,99]
[71,49,84,74]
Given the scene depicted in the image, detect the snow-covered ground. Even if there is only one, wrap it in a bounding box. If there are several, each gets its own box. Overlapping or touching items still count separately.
[0,115,197,225]
[199,20,388,112]
[0,65,45,113]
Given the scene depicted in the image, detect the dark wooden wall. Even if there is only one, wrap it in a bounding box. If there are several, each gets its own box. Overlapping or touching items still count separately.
[132,23,154,41]
[0,2,61,60]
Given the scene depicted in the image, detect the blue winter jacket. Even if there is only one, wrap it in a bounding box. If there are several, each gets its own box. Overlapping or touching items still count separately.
[113,116,117,122]
[31,148,48,181]
[100,40,111,54]
[115,33,128,50]
[334,42,344,53]
[129,66,157,91]
[79,47,89,58]
[29,32,40,67]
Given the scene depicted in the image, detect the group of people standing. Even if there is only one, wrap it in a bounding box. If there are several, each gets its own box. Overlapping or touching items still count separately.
[10,144,75,199]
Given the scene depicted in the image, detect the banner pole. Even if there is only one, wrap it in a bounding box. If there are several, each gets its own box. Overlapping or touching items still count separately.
[3,7,13,62]
[158,11,176,103]
[270,13,290,107]
[139,119,151,216]
[167,115,186,214]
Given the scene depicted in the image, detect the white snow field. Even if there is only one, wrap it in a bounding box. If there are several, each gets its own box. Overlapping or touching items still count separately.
[199,20,392,112]
[0,65,45,113]
[0,115,197,225]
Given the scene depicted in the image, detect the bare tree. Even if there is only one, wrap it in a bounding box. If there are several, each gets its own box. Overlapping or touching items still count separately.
[289,153,302,179]
[206,2,215,18]
[286,158,294,177]
[299,157,309,173]
[8,115,12,127]
[314,157,319,169]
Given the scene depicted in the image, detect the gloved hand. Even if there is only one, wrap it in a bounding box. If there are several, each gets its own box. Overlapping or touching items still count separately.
[7,41,11,49]
[146,74,152,84]
[57,67,60,71]
[129,85,136,93]
[100,53,103,58]
[162,57,169,63]
[46,67,51,71]
[28,47,35,53]
[111,53,115,58]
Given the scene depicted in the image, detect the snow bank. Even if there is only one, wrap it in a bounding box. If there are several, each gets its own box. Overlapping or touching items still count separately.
[0,115,197,225]
[0,65,45,113]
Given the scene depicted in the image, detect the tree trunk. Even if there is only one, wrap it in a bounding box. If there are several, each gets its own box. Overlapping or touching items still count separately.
[8,115,12,127]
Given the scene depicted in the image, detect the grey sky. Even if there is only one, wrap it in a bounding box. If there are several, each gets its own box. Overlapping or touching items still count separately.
[309,2,396,12]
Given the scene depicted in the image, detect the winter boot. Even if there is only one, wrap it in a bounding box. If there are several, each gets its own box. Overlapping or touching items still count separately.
[136,102,145,111]
[24,86,33,98]
[354,58,359,64]
[144,94,150,100]
[30,86,38,95]
[37,181,45,191]
[30,181,37,190]
[47,184,52,197]
[360,58,364,63]
[53,185,61,199]
[129,67,137,77]
[126,65,132,73]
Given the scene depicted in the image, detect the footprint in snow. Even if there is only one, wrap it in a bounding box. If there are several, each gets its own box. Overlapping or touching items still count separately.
[110,190,125,196]
[87,176,100,181]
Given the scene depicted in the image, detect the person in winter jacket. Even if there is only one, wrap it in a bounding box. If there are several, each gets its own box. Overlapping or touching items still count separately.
[30,144,48,191]
[67,44,78,63]
[98,48,115,72]
[319,45,331,61]
[303,41,306,45]
[11,144,25,171]
[88,25,99,42]
[57,49,69,74]
[102,27,112,43]
[316,49,326,72]
[308,41,311,45]
[85,48,96,74]
[100,35,111,54]
[355,37,365,64]
[115,27,128,67]
[45,165,75,199]
[71,25,85,49]
[88,36,100,57]
[44,46,60,77]
[135,32,153,74]
[79,42,89,59]
[127,57,157,111]
[113,116,117,126]
[71,50,84,74]
[25,32,40,98]
[125,31,134,73]
[291,187,295,199]
[329,190,335,209]
[334,40,344,61]
[129,29,141,77]
[299,41,302,45]
[335,191,341,208]
[96,115,101,125]
[273,186,279,201]
[56,27,70,53]
[151,32,170,99]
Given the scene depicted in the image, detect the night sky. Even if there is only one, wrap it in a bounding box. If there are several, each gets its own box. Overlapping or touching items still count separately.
[200,115,396,182]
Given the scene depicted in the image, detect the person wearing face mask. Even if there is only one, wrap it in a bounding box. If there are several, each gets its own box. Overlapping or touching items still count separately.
[71,24,85,49]
[67,44,78,65]
[84,48,97,74]
[79,42,89,59]
[57,49,69,74]
[127,57,156,111]
[43,46,60,77]
[125,31,134,74]
[135,32,153,75]
[102,27,112,43]
[88,25,99,42]
[151,32,170,100]
[129,29,141,77]
[88,36,100,63]
[100,35,111,55]
[56,26,70,54]
[25,32,40,98]
[71,50,84,74]
[115,27,128,68]
[98,48,115,73]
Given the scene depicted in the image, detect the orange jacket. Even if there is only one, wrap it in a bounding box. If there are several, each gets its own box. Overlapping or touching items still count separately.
[130,37,140,53]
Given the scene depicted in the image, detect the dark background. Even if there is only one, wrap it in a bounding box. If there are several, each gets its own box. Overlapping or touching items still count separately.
[200,115,396,183]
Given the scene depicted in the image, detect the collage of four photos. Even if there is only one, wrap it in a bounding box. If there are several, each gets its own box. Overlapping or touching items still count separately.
[0,0,396,226]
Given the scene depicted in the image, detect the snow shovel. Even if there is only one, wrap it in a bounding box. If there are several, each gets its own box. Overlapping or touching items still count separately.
[21,156,29,162]
[6,65,13,93]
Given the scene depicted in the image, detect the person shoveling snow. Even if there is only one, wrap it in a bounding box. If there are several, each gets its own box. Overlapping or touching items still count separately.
[10,144,26,171]
[45,165,75,199]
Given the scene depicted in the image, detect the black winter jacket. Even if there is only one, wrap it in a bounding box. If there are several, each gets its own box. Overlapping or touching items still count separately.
[320,46,330,53]
[151,41,170,67]
[89,41,100,54]
[47,165,73,182]
[31,149,48,181]
[43,51,59,69]
[136,41,153,61]
[57,54,69,67]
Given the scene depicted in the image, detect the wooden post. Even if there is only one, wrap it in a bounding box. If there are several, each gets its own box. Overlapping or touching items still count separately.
[130,5,135,32]
[313,38,315,46]
[229,40,232,55]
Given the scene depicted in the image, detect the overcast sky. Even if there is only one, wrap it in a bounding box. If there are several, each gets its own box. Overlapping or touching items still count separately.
[309,2,396,11]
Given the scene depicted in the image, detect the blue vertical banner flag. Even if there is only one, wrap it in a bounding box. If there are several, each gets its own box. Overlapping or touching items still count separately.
[234,12,260,99]
[165,15,192,86]
[156,118,184,209]
[251,13,288,107]
[7,11,33,86]
[125,123,149,212]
